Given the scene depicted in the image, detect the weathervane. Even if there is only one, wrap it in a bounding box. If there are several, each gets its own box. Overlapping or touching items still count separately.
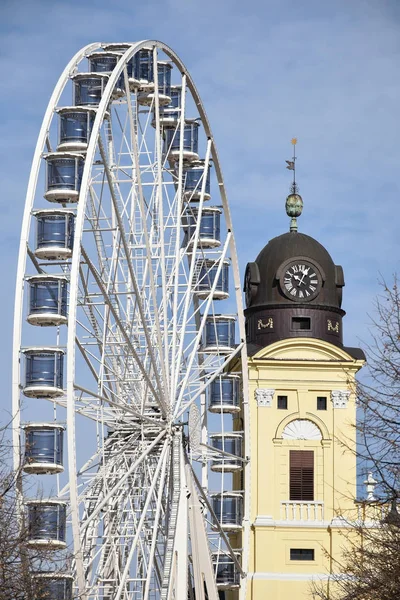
[285,137,303,232]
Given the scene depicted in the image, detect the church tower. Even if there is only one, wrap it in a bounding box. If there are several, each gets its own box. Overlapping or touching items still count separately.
[242,143,365,599]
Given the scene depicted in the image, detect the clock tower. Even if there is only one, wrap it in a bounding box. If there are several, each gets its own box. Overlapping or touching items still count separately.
[240,147,365,600]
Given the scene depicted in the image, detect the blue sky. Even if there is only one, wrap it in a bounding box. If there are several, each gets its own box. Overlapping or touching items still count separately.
[0,0,399,404]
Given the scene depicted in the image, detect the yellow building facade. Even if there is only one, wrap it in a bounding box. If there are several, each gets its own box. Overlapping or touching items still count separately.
[246,338,364,598]
[238,191,365,599]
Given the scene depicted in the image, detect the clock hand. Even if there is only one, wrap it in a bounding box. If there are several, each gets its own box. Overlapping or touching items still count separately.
[298,268,310,286]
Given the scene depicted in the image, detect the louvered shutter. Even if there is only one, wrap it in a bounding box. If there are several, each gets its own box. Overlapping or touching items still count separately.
[289,450,314,501]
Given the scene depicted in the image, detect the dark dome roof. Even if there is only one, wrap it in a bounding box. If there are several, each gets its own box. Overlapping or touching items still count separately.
[250,231,343,309]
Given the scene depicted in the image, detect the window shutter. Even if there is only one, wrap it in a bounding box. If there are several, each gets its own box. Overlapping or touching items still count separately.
[290,450,314,501]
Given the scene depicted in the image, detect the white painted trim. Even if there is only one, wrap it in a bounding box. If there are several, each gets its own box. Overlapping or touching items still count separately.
[248,572,332,581]
[253,515,357,528]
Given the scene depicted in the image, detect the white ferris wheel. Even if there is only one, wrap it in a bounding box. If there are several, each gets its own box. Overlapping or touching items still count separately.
[12,40,250,600]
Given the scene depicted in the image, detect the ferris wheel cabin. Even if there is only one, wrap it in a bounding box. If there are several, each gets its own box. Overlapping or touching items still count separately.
[195,258,230,300]
[137,61,172,106]
[23,423,65,475]
[33,209,75,260]
[201,314,236,353]
[165,119,200,162]
[33,573,73,600]
[22,348,64,398]
[72,72,109,107]
[211,492,243,532]
[209,433,243,472]
[56,107,96,152]
[212,552,241,589]
[183,160,211,201]
[88,51,125,97]
[184,206,221,249]
[26,499,67,550]
[44,152,84,203]
[26,275,68,326]
[129,47,154,89]
[157,85,181,127]
[209,374,241,413]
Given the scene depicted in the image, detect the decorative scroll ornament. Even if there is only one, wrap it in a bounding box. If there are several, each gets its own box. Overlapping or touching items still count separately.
[327,319,339,333]
[255,388,274,407]
[331,389,350,409]
[257,317,273,330]
[282,419,322,440]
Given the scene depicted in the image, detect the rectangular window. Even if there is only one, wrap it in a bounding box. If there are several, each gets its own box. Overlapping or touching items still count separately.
[290,548,315,561]
[290,450,314,501]
[277,395,288,410]
[291,317,311,330]
[317,396,327,410]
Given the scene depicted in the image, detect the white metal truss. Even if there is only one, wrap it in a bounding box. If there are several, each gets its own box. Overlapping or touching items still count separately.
[12,40,250,599]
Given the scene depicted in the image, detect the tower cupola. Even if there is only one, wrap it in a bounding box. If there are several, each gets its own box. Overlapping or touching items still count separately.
[243,140,345,354]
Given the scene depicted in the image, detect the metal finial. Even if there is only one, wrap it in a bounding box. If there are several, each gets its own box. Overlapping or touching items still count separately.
[285,138,303,232]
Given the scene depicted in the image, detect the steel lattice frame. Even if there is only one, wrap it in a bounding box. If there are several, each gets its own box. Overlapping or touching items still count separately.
[12,41,250,600]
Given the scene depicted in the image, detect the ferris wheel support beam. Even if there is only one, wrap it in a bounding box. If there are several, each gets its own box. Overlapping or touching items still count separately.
[113,438,169,600]
[187,459,244,578]
[166,443,189,599]
[143,440,171,600]
[186,462,219,600]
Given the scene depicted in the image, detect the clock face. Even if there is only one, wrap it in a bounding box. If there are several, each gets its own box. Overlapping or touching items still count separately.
[281,261,321,301]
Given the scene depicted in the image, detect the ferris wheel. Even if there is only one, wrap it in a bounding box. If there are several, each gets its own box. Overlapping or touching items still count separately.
[12,41,250,600]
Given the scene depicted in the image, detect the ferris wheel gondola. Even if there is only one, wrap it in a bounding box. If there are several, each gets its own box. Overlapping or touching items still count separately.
[12,40,250,600]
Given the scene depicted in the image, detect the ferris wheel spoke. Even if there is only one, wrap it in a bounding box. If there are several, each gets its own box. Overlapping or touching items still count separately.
[126,73,171,403]
[97,135,168,408]
[172,138,211,400]
[80,246,165,413]
[153,49,173,389]
[74,384,165,429]
[176,341,244,420]
[174,233,232,417]
[170,73,187,397]
[75,313,132,404]
[80,429,166,533]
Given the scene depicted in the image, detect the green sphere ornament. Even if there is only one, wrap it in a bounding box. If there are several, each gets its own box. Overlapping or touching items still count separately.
[285,193,303,218]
